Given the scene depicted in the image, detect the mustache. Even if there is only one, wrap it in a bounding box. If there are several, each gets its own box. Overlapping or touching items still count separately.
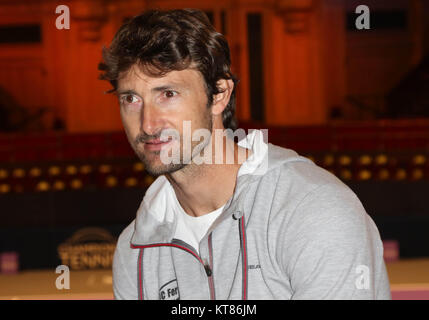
[134,129,179,145]
[135,133,160,144]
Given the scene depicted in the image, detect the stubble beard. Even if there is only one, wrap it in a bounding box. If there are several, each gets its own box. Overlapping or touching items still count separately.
[135,114,213,177]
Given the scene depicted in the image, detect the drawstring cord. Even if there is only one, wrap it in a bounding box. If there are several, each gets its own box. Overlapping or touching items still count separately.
[138,248,144,300]
[238,215,248,300]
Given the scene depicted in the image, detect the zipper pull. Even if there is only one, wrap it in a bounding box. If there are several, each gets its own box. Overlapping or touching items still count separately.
[204,264,212,277]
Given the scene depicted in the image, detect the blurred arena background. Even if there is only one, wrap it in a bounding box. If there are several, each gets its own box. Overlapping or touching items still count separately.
[0,0,429,299]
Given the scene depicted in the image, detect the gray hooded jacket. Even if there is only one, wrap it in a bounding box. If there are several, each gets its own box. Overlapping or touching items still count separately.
[113,131,391,300]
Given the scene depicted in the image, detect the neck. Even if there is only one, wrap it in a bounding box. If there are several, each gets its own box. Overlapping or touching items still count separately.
[165,137,251,217]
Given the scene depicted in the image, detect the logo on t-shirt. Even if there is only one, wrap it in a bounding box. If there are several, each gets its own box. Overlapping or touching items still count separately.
[159,279,180,300]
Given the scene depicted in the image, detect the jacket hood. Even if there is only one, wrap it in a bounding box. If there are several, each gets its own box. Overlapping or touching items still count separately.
[130,129,312,247]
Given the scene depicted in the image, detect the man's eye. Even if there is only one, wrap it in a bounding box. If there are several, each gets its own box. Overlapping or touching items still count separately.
[123,94,138,104]
[164,90,177,98]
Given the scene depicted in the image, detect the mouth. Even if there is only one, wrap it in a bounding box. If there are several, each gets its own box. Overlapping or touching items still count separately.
[143,137,174,151]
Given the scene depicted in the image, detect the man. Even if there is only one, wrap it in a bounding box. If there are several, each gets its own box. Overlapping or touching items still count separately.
[99,9,391,300]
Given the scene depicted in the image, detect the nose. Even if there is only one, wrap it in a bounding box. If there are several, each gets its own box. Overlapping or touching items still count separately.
[141,103,164,136]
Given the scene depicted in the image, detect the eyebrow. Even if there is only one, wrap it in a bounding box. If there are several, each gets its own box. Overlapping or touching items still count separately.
[115,89,139,97]
[151,85,182,92]
[116,83,185,97]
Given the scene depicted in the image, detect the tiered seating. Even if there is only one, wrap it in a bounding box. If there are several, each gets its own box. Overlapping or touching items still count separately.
[241,120,429,182]
[0,120,428,193]
[0,161,157,193]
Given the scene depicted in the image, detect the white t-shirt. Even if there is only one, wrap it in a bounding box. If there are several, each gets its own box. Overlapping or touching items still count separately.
[174,199,226,253]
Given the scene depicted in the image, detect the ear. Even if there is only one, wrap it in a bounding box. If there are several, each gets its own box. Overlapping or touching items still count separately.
[211,79,234,116]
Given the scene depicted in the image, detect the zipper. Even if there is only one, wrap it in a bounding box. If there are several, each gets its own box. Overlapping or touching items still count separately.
[206,233,216,300]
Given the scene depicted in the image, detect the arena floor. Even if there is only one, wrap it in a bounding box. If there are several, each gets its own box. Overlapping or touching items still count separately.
[0,258,428,300]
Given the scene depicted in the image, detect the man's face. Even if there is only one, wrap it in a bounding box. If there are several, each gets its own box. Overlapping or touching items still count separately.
[116,64,213,176]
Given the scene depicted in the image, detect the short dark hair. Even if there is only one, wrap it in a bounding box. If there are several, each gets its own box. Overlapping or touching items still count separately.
[98,8,239,130]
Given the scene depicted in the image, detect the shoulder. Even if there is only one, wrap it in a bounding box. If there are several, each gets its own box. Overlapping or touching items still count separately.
[256,144,353,210]
[116,219,136,249]
[114,220,138,266]
[268,155,372,240]
[113,220,139,300]
[255,144,379,250]
[265,155,383,269]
